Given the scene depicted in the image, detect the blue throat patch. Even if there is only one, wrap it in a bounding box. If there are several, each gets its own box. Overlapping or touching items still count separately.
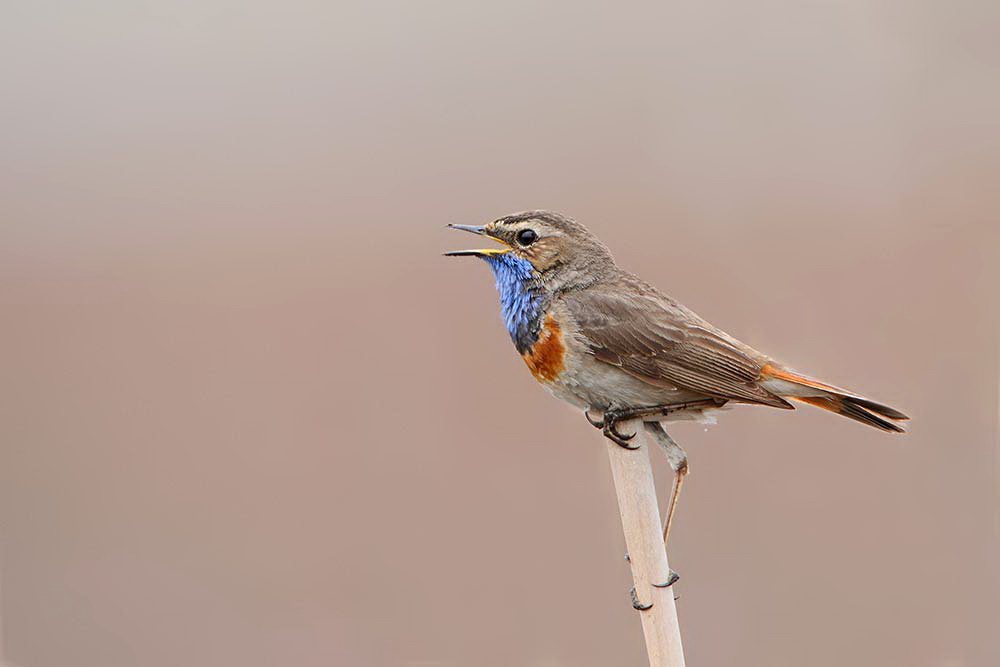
[482,254,543,354]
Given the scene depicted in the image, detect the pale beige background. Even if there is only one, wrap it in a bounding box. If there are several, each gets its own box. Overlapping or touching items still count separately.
[2,1,999,666]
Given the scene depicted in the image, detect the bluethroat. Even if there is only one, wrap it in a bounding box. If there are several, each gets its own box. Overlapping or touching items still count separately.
[445,211,907,563]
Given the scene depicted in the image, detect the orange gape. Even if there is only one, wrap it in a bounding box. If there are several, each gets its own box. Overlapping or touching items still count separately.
[522,314,566,383]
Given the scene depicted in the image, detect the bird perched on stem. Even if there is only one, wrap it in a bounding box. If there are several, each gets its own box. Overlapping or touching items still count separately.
[445,211,907,552]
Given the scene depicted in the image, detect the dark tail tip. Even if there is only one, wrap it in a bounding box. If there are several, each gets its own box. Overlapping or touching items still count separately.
[795,396,907,433]
[839,398,907,433]
[847,396,909,421]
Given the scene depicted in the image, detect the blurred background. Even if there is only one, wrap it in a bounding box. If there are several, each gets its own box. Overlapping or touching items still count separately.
[1,1,998,665]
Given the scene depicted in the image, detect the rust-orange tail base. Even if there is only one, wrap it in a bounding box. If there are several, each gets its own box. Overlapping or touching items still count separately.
[762,365,909,433]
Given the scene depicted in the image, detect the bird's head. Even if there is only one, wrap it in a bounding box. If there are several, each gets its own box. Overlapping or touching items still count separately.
[444,210,615,289]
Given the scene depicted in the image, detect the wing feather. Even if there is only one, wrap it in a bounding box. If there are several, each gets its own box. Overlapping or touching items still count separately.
[563,278,792,409]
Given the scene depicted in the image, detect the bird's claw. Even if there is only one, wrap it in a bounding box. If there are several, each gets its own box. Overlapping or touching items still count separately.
[625,560,679,606]
[584,410,605,429]
[585,409,638,448]
[629,586,653,611]
[653,570,680,588]
[604,419,639,449]
[586,409,641,448]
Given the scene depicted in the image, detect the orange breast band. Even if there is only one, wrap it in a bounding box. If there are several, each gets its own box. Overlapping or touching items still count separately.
[522,314,566,383]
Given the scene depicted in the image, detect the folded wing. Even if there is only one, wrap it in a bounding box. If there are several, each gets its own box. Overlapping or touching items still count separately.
[563,278,792,409]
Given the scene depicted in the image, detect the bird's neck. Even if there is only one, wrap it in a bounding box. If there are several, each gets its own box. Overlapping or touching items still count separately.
[484,254,545,354]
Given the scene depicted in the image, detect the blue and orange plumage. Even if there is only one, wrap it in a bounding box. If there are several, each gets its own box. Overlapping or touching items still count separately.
[446,211,908,559]
[449,214,906,434]
[482,253,565,383]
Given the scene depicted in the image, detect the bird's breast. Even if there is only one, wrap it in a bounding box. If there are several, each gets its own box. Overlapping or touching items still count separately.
[522,313,566,383]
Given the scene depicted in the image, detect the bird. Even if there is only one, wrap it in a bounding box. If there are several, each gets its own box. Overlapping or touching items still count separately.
[444,210,907,560]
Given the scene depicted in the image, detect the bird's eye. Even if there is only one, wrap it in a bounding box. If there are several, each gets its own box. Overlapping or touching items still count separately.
[517,229,538,246]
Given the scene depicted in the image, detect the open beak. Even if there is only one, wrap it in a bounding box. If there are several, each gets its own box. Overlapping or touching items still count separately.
[443,224,511,257]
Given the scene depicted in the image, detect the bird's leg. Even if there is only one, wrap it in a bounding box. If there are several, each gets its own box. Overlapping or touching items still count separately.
[584,398,724,450]
[623,398,727,421]
[662,462,688,546]
[644,422,689,548]
[589,406,702,595]
[644,422,689,588]
[587,398,726,431]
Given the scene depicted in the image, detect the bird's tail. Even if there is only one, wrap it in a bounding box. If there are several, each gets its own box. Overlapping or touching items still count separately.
[760,364,908,433]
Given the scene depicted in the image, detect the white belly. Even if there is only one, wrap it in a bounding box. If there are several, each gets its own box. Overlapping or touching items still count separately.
[544,350,707,414]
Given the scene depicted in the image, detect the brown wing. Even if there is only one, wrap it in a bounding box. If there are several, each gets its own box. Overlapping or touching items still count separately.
[563,278,792,409]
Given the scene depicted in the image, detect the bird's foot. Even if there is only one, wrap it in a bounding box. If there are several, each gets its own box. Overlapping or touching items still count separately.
[653,570,680,588]
[625,556,681,604]
[629,586,653,611]
[605,422,639,448]
[591,409,639,449]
